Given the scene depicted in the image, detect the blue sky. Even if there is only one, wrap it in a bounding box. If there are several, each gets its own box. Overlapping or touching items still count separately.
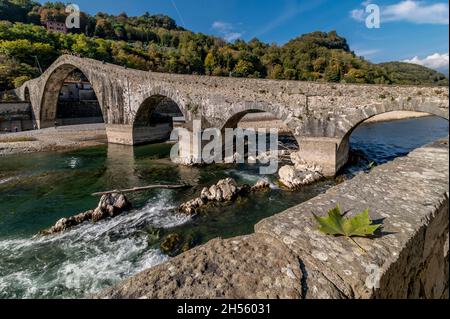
[42,0,449,73]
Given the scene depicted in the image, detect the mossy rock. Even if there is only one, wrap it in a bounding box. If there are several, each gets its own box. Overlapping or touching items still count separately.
[160,233,181,256]
[182,235,196,253]
[335,175,348,185]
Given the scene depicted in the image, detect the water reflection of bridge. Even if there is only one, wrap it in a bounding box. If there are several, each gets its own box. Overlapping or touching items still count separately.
[105,144,201,189]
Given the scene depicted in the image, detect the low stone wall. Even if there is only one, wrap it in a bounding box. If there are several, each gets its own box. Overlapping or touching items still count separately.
[97,139,449,299]
[0,102,31,116]
[0,119,34,132]
[0,102,33,132]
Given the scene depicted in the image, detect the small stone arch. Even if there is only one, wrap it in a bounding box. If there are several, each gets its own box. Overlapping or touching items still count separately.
[133,87,191,124]
[221,109,269,130]
[23,86,31,102]
[219,102,301,155]
[220,105,301,156]
[39,63,106,128]
[220,102,296,133]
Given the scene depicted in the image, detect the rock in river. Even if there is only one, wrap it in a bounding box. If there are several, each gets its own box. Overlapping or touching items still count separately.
[41,193,132,235]
[160,233,181,255]
[179,178,270,215]
[278,155,323,189]
[251,179,270,192]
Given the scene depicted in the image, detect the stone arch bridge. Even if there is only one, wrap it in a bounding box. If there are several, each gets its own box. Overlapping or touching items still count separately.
[16,55,449,176]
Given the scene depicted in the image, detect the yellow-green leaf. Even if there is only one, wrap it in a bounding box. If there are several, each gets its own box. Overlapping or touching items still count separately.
[313,206,381,238]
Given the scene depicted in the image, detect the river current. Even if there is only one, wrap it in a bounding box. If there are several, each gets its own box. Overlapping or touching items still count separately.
[0,116,448,298]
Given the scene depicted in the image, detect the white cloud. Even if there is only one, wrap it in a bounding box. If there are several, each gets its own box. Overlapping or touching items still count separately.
[404,53,449,75]
[351,1,449,25]
[351,0,374,21]
[351,8,366,22]
[384,0,449,24]
[354,48,381,57]
[212,21,243,42]
[212,21,232,31]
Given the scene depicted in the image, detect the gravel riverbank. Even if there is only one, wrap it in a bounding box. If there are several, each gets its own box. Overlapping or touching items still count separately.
[0,124,107,156]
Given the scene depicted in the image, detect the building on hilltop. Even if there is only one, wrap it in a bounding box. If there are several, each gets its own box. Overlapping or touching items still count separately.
[45,21,68,34]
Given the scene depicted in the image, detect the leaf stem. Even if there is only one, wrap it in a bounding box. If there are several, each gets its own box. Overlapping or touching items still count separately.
[349,237,366,253]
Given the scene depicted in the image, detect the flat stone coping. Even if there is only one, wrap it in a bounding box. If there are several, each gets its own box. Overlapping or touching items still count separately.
[97,138,449,299]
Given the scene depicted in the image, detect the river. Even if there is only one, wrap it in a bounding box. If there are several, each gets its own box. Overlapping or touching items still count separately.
[0,116,448,298]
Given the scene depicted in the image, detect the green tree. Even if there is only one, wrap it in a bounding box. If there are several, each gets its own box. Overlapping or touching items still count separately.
[284,68,297,80]
[313,57,327,73]
[13,74,31,87]
[0,54,38,91]
[324,64,341,82]
[268,64,284,80]
[204,52,217,75]
[232,60,255,77]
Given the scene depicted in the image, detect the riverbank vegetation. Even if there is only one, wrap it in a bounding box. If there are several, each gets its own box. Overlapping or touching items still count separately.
[0,0,448,91]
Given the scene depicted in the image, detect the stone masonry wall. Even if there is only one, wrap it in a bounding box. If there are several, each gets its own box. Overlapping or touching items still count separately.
[97,138,449,299]
[0,102,32,121]
[0,102,33,132]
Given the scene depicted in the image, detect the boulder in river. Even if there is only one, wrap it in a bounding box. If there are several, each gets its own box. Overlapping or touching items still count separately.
[41,193,132,235]
[180,178,239,215]
[278,165,323,189]
[160,233,197,256]
[199,178,238,203]
[179,197,206,215]
[290,151,323,172]
[251,180,270,192]
[179,178,271,215]
[92,193,132,222]
[160,233,181,256]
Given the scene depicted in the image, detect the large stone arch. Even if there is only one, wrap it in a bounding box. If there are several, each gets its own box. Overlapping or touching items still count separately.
[38,63,107,128]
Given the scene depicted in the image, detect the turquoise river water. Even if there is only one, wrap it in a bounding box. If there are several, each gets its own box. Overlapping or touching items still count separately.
[0,116,448,298]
